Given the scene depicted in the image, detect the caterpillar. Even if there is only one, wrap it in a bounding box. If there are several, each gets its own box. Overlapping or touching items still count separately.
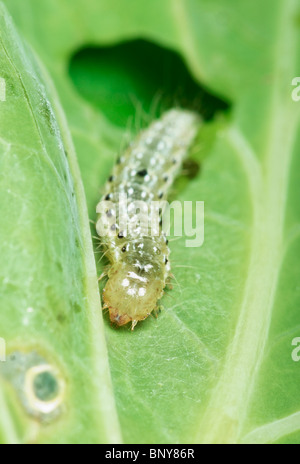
[96,109,201,330]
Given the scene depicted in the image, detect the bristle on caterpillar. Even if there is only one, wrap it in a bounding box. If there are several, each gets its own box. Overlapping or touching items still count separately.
[96,109,201,330]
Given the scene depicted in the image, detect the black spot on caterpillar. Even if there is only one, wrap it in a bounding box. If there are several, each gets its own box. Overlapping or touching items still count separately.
[96,109,201,330]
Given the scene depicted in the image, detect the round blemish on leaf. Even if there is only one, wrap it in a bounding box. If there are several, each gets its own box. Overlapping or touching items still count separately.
[24,364,66,416]
[0,351,66,422]
[33,370,59,402]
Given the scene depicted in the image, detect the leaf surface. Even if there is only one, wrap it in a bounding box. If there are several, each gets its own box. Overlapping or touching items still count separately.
[2,0,300,444]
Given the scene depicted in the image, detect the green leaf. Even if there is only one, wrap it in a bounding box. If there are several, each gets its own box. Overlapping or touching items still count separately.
[0,4,121,444]
[2,0,300,444]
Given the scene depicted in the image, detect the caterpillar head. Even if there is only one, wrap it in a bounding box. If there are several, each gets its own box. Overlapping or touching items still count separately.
[103,261,166,330]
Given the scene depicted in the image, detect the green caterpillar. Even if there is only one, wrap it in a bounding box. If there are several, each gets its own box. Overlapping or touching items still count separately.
[96,109,200,330]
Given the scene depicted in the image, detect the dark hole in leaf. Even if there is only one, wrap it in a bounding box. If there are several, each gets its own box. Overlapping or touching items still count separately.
[69,39,230,127]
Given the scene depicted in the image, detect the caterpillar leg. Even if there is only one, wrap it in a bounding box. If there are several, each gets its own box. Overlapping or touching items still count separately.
[166,273,175,290]
[131,320,138,331]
